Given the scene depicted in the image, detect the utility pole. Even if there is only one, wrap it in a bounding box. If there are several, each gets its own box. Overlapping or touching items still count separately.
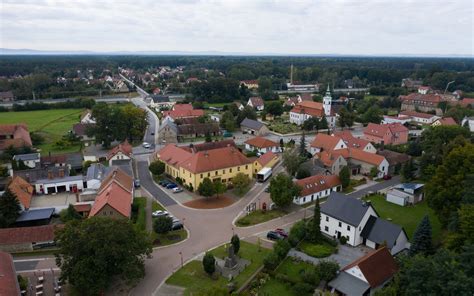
[444,80,455,94]
[32,91,36,100]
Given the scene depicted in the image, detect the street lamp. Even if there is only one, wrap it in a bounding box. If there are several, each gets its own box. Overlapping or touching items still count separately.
[444,81,455,94]
[179,251,183,268]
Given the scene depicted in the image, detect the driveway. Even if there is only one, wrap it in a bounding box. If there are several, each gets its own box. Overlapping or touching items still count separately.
[288,244,371,268]
[346,176,401,199]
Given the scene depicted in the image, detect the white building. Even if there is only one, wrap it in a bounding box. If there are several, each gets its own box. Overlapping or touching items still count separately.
[386,183,424,206]
[35,175,84,195]
[293,175,342,205]
[289,85,337,128]
[400,111,440,125]
[12,153,40,169]
[244,136,281,154]
[461,116,474,132]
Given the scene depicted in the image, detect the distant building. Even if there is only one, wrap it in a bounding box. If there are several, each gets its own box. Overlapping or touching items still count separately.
[0,90,14,102]
[363,123,409,145]
[461,116,474,132]
[7,176,34,210]
[289,86,336,128]
[13,153,40,169]
[399,110,440,125]
[240,80,259,89]
[0,225,57,252]
[417,86,432,94]
[244,136,281,154]
[0,124,32,151]
[431,117,457,127]
[386,183,424,206]
[252,151,279,175]
[399,93,455,115]
[247,96,265,111]
[107,140,133,166]
[240,118,270,136]
[401,78,423,89]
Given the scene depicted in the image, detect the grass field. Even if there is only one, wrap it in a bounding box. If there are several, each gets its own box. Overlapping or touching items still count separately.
[363,194,442,242]
[0,108,83,154]
[132,197,147,231]
[236,209,286,226]
[298,240,336,258]
[166,241,270,295]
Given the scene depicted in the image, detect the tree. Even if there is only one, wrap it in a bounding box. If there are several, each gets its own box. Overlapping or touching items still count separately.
[266,101,283,117]
[369,166,379,178]
[401,159,414,182]
[299,132,307,157]
[279,138,284,150]
[59,204,82,223]
[232,173,251,196]
[198,178,216,198]
[220,111,236,132]
[296,167,311,179]
[270,173,302,208]
[282,149,303,176]
[288,220,307,247]
[307,197,321,242]
[149,160,165,176]
[319,116,328,130]
[0,188,21,228]
[213,179,226,197]
[202,252,216,276]
[409,215,433,256]
[55,217,152,295]
[339,166,350,189]
[231,234,240,255]
[153,216,173,234]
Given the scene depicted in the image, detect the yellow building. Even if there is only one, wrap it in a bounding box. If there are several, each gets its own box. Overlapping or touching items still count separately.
[252,151,279,175]
[156,141,253,190]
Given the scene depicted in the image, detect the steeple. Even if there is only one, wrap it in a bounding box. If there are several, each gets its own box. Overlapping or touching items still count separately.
[323,84,332,117]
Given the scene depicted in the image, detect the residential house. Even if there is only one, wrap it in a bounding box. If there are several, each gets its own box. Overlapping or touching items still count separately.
[399,93,455,115]
[452,90,463,99]
[147,94,172,110]
[382,114,411,125]
[7,176,33,210]
[72,123,95,146]
[14,166,84,195]
[240,118,270,136]
[0,251,21,296]
[240,80,259,89]
[13,153,40,168]
[399,110,440,125]
[80,110,96,124]
[461,116,474,132]
[334,131,377,153]
[244,136,281,154]
[158,117,179,144]
[156,141,253,190]
[328,247,398,296]
[0,225,57,252]
[320,193,410,254]
[0,124,33,151]
[456,98,474,108]
[314,150,348,175]
[386,183,424,206]
[73,203,92,217]
[252,151,279,175]
[177,122,221,141]
[234,102,245,111]
[363,123,409,145]
[377,149,410,175]
[293,174,342,205]
[0,90,14,102]
[310,133,347,155]
[289,86,337,128]
[284,96,301,107]
[41,152,83,173]
[85,163,111,190]
[107,140,133,166]
[431,117,457,127]
[247,96,265,111]
[299,158,332,176]
[162,104,205,121]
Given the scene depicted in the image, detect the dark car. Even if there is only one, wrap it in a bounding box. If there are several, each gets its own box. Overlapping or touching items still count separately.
[172,222,184,230]
[166,183,178,189]
[383,175,392,180]
[159,180,170,187]
[275,228,288,238]
[267,231,283,240]
[33,241,56,250]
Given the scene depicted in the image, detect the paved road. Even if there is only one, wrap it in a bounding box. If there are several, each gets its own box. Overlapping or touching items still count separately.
[347,175,400,199]
[137,160,177,207]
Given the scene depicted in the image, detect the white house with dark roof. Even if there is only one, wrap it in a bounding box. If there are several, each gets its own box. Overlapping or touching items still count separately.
[247,96,264,111]
[13,153,40,169]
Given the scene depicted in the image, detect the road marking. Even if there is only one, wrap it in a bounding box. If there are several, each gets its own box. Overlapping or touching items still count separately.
[14,258,52,263]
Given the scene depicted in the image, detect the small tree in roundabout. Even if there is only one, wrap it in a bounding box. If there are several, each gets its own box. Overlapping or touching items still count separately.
[213,179,226,198]
[231,234,240,255]
[203,252,216,276]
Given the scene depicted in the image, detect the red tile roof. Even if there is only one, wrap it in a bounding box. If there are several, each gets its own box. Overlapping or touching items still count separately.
[435,117,457,126]
[399,110,437,119]
[8,176,33,209]
[343,247,398,288]
[248,96,264,107]
[173,104,194,111]
[334,131,372,151]
[99,167,134,194]
[107,140,133,160]
[73,203,92,213]
[399,93,453,106]
[290,101,325,117]
[457,98,474,107]
[163,109,205,119]
[245,136,278,148]
[364,123,408,139]
[89,182,132,218]
[319,148,386,166]
[0,225,57,245]
[310,133,343,151]
[256,151,278,167]
[0,251,20,296]
[0,124,32,149]
[296,174,341,197]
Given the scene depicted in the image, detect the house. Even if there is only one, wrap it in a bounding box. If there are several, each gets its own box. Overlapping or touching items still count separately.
[399,110,440,125]
[41,152,83,173]
[0,225,57,252]
[310,133,347,155]
[452,90,463,99]
[15,208,55,227]
[240,118,270,136]
[0,251,21,296]
[14,166,84,195]
[247,96,265,111]
[240,80,259,89]
[293,174,342,205]
[0,124,33,151]
[234,102,245,111]
[13,153,40,168]
[377,149,410,175]
[80,110,96,124]
[289,86,337,128]
[89,182,132,219]
[363,123,409,145]
[107,140,133,166]
[0,90,14,102]
[158,117,179,144]
[299,158,332,176]
[162,106,205,121]
[461,116,474,132]
[72,123,95,146]
[252,151,279,175]
[156,141,253,190]
[147,94,172,109]
[431,117,457,127]
[334,131,377,154]
[244,136,281,154]
[328,247,398,296]
[399,93,455,115]
[85,163,111,190]
[418,86,432,94]
[456,98,474,108]
[314,150,348,175]
[386,183,424,206]
[177,123,221,141]
[284,96,301,107]
[382,114,411,125]
[320,193,410,254]
[7,176,33,210]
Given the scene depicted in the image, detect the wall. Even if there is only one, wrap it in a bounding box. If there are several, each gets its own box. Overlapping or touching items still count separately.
[293,185,341,205]
[0,243,33,253]
[386,193,406,206]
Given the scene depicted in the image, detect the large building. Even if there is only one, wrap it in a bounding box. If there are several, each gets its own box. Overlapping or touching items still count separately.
[289,86,337,128]
[294,174,342,205]
[399,93,455,115]
[363,123,409,146]
[156,141,253,190]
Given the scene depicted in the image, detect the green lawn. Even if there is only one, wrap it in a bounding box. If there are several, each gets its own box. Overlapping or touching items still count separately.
[343,178,367,193]
[132,197,147,231]
[0,108,83,154]
[166,241,270,295]
[298,241,335,258]
[236,209,286,226]
[276,257,314,283]
[267,120,301,134]
[363,194,442,242]
[152,201,165,212]
[259,278,296,296]
[150,228,187,247]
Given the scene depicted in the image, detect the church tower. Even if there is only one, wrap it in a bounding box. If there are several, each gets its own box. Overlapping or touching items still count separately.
[323,84,332,117]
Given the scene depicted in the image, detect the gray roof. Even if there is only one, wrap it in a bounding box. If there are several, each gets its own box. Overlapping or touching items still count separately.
[66,153,84,169]
[110,161,134,178]
[86,163,111,181]
[16,208,55,222]
[395,183,424,191]
[35,175,84,185]
[13,153,40,161]
[300,159,331,176]
[321,192,372,226]
[159,117,178,133]
[360,216,404,248]
[240,118,264,130]
[149,95,170,103]
[328,271,370,296]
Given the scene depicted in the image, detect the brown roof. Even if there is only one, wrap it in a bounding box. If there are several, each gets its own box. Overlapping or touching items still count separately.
[177,123,220,136]
[399,93,454,105]
[173,104,194,111]
[73,123,94,136]
[296,174,341,196]
[248,96,264,107]
[310,133,343,151]
[41,154,67,165]
[343,247,398,288]
[73,203,92,213]
[8,176,33,209]
[163,109,205,120]
[99,167,133,194]
[107,140,133,160]
[0,124,32,150]
[0,251,20,296]
[364,123,408,139]
[0,225,57,245]
[457,98,474,107]
[377,150,410,166]
[317,150,345,167]
[181,140,236,153]
[89,182,132,218]
[400,110,438,119]
[245,136,279,148]
[320,148,386,166]
[334,131,372,151]
[435,117,457,126]
[256,151,278,167]
[290,101,325,117]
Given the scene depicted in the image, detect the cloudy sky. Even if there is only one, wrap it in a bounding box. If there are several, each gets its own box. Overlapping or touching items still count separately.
[1,0,473,56]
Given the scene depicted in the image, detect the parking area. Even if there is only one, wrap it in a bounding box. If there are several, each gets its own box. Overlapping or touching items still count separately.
[30,192,77,209]
[18,269,63,296]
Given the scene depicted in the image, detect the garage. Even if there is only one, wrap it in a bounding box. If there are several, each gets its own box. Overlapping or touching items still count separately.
[56,185,67,193]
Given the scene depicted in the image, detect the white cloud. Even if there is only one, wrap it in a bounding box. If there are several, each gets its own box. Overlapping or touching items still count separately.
[0,0,472,55]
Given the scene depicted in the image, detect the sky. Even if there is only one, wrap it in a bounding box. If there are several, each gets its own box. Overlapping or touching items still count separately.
[0,0,473,56]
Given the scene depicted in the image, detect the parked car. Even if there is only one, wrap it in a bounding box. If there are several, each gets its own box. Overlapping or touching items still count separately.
[171,217,180,224]
[159,180,170,187]
[166,183,178,189]
[172,222,184,230]
[264,187,270,193]
[142,142,151,149]
[152,210,169,218]
[172,187,183,193]
[134,179,141,188]
[275,228,288,238]
[266,231,283,240]
[33,241,56,250]
[383,175,392,180]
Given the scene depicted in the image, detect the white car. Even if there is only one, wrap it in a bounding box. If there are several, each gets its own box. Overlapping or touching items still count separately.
[172,187,183,193]
[152,210,168,218]
[142,142,151,149]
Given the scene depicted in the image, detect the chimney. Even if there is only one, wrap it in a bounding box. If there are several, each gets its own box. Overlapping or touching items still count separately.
[380,140,384,151]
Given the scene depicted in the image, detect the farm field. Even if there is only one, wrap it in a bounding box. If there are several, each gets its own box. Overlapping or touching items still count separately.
[0,109,84,154]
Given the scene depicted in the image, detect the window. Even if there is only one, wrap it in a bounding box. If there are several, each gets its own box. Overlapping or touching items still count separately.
[238,167,240,171]
[230,168,233,173]
[325,226,329,232]
[338,222,342,227]
[208,173,210,177]
[215,171,218,176]
[245,165,248,169]
[326,216,329,222]
[222,170,225,174]
[347,225,350,231]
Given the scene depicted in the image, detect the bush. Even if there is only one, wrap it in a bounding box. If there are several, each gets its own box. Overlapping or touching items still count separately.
[288,220,306,247]
[274,239,291,260]
[231,234,240,255]
[149,160,165,175]
[302,267,319,285]
[203,252,216,276]
[263,252,280,270]
[339,236,347,245]
[175,177,183,185]
[299,241,335,258]
[153,216,173,234]
[316,260,340,282]
[292,282,314,295]
[17,275,28,290]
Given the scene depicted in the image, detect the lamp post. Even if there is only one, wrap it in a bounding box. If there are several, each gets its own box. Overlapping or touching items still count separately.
[179,251,183,268]
[444,80,455,94]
